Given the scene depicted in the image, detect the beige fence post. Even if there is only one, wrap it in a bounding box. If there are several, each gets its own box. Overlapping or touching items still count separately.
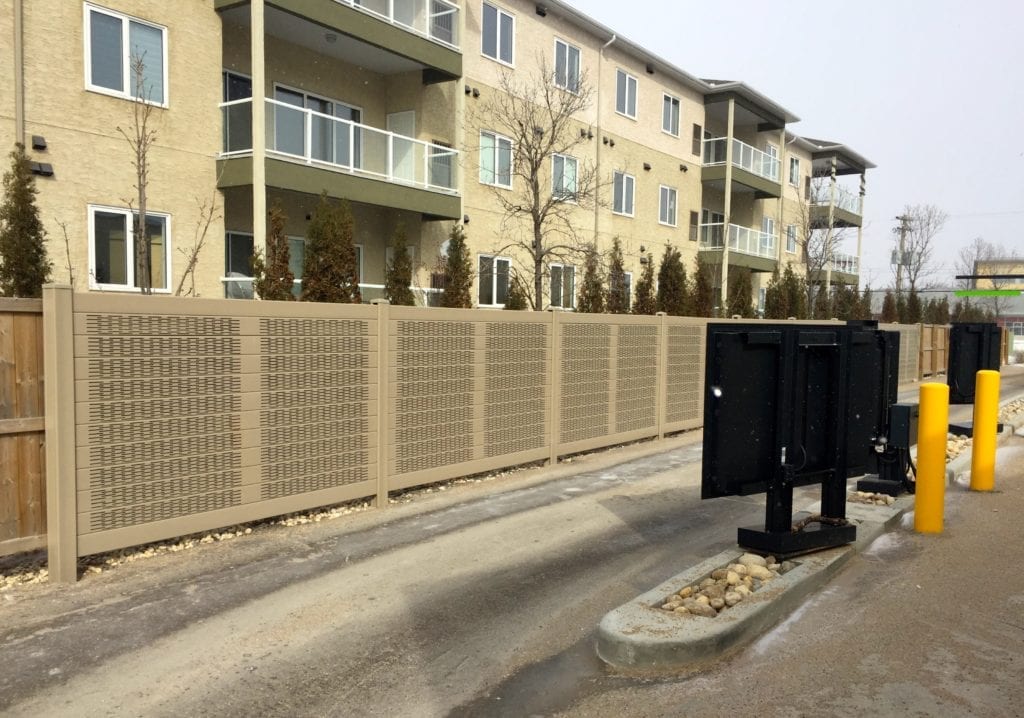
[549,308,561,466]
[921,323,929,381]
[656,312,667,440]
[374,299,389,507]
[42,285,77,584]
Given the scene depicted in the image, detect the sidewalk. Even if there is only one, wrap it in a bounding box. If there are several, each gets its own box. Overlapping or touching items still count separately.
[561,424,1024,717]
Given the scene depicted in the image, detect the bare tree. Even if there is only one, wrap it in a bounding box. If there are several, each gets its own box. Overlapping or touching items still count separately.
[956,236,1019,319]
[893,204,948,292]
[470,57,599,310]
[175,191,221,297]
[117,53,159,294]
[797,176,850,311]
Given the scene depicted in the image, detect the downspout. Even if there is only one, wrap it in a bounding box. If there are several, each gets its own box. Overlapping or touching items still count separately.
[593,34,616,247]
[14,0,25,143]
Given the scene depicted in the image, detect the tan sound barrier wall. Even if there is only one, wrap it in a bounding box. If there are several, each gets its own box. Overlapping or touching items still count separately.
[43,286,928,582]
[881,323,921,386]
[43,289,713,581]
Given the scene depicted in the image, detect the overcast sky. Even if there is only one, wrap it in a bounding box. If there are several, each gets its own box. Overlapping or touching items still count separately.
[583,0,1024,289]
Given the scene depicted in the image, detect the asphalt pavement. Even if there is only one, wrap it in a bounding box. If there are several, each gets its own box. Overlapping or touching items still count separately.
[0,366,1022,717]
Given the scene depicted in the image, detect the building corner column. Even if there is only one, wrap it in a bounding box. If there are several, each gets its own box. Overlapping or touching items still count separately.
[251,0,267,267]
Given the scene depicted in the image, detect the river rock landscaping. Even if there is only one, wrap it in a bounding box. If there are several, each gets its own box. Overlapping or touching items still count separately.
[657,553,792,618]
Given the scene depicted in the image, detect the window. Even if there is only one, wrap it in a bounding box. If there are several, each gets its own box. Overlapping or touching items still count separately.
[689,211,699,241]
[85,4,167,104]
[273,85,362,166]
[550,264,575,309]
[789,157,800,186]
[612,171,635,216]
[554,39,581,93]
[662,94,680,136]
[480,131,512,188]
[223,232,308,298]
[692,124,702,156]
[615,69,637,118]
[552,154,578,201]
[659,186,677,226]
[758,287,767,317]
[478,255,510,306]
[89,206,170,291]
[222,71,253,153]
[481,2,514,65]
[761,216,776,252]
[786,224,797,253]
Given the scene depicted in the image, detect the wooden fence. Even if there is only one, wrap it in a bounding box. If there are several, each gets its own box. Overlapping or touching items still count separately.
[0,298,46,557]
[919,324,949,379]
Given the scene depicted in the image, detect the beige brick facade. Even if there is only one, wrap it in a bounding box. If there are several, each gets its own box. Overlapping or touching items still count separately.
[1,0,870,310]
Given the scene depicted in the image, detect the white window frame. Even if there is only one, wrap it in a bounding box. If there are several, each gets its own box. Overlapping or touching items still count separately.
[786,224,797,253]
[612,171,635,217]
[659,185,678,227]
[479,130,513,189]
[553,38,581,93]
[84,3,169,107]
[481,1,515,67]
[550,263,576,310]
[478,254,511,307]
[88,204,172,293]
[789,157,800,187]
[552,153,578,202]
[615,69,638,119]
[662,94,681,137]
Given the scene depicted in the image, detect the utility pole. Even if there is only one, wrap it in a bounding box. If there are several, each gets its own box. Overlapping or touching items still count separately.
[894,214,911,296]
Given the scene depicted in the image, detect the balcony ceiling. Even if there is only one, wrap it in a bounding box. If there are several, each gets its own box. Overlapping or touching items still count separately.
[223,5,426,75]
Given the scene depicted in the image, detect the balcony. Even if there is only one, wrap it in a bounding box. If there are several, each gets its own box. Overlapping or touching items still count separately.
[216,0,461,82]
[810,185,863,228]
[217,98,461,219]
[699,223,778,272]
[830,251,859,282]
[337,0,460,49]
[701,137,782,198]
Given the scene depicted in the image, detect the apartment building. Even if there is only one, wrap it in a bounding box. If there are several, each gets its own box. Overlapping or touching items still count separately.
[1,0,872,311]
[2,0,461,299]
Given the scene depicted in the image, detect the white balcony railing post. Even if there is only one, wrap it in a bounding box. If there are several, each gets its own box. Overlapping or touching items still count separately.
[304,108,312,164]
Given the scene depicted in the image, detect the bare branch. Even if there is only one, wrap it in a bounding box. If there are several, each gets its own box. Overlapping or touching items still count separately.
[469,53,605,309]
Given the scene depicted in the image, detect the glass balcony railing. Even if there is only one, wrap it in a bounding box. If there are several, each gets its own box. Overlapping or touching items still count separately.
[830,251,859,275]
[812,185,863,216]
[699,223,777,260]
[336,0,460,49]
[702,137,780,183]
[219,98,459,195]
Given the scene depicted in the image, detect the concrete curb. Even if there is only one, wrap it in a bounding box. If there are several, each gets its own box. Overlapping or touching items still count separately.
[595,502,906,673]
[596,395,1024,673]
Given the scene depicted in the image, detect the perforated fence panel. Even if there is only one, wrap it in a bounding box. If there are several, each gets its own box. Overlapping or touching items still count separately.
[881,323,921,385]
[663,318,706,432]
[386,307,551,490]
[557,314,663,454]
[63,293,378,557]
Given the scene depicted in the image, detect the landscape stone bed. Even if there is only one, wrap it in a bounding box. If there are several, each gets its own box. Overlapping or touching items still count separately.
[848,491,896,506]
[999,398,1024,422]
[656,553,794,618]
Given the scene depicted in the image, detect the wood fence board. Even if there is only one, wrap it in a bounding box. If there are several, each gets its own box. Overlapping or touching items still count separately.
[14,313,45,536]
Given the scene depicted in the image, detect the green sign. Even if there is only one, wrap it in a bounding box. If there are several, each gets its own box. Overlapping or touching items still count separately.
[953,289,1021,297]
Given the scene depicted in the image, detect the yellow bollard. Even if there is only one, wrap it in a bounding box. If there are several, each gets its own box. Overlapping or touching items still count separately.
[915,383,949,534]
[969,370,1001,492]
